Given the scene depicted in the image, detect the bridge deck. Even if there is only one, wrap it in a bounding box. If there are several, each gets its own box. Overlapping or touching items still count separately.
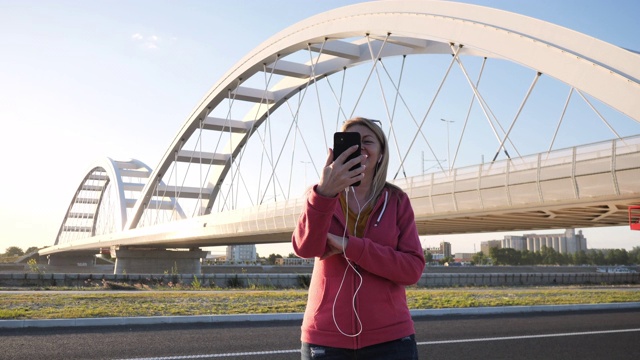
[41,137,640,255]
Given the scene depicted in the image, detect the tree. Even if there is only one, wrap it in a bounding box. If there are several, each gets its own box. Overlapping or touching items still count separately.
[25,247,39,255]
[424,251,433,264]
[587,249,606,265]
[540,246,559,265]
[439,256,454,265]
[555,252,569,266]
[520,250,536,266]
[489,247,501,264]
[490,247,520,265]
[472,252,490,265]
[573,250,588,265]
[445,246,634,267]
[267,253,283,265]
[629,247,640,264]
[605,249,629,265]
[4,246,24,257]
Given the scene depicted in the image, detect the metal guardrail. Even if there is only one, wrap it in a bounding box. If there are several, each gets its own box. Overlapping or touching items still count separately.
[1,272,638,288]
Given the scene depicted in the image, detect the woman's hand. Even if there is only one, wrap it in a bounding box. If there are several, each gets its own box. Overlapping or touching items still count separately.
[316,146,366,197]
[321,233,348,260]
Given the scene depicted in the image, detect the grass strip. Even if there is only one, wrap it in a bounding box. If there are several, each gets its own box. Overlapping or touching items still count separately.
[1,287,639,320]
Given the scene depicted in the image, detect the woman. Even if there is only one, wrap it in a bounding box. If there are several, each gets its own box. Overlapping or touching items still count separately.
[293,117,425,359]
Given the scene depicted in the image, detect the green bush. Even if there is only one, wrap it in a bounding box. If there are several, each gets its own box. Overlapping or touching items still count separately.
[297,274,311,288]
[226,275,243,288]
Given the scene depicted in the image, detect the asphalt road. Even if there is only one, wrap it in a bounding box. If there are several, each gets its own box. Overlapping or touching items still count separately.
[1,309,639,360]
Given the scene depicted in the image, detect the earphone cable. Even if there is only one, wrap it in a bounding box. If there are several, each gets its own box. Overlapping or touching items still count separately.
[331,183,377,337]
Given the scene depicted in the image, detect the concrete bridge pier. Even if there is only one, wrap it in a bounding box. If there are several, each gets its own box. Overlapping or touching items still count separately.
[113,247,207,274]
[48,250,98,267]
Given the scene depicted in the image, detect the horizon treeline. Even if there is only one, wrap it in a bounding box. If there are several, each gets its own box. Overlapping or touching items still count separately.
[471,246,640,266]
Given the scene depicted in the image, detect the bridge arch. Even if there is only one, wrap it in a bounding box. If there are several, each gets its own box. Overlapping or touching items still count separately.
[121,0,640,230]
[54,158,185,246]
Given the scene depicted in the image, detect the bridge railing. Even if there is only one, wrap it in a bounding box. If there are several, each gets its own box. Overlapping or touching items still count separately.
[395,135,640,215]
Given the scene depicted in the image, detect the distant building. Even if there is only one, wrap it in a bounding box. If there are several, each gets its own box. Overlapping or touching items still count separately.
[440,242,452,258]
[424,246,442,259]
[226,244,257,263]
[501,228,587,255]
[503,235,527,252]
[204,252,226,263]
[454,253,474,263]
[424,241,452,260]
[481,240,502,256]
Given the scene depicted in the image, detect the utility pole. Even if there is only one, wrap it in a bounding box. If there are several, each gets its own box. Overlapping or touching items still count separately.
[300,161,311,186]
[440,118,455,171]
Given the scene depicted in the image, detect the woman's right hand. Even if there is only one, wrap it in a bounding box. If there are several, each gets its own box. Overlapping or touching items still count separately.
[316,146,366,197]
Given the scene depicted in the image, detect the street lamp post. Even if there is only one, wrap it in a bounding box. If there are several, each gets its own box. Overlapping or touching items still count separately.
[300,161,311,186]
[440,118,455,171]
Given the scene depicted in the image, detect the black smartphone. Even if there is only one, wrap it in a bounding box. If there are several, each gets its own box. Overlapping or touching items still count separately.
[333,132,362,187]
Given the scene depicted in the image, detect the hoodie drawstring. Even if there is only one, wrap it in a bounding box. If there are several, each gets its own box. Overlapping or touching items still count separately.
[374,190,388,227]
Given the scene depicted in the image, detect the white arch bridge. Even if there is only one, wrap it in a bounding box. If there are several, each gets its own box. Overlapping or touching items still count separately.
[39,1,640,273]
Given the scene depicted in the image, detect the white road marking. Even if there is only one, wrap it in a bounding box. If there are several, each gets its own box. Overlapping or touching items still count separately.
[420,328,640,345]
[114,349,300,359]
[116,328,640,359]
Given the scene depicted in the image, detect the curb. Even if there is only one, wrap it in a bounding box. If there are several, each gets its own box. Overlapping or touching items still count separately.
[2,302,639,329]
[0,312,305,329]
[409,302,640,317]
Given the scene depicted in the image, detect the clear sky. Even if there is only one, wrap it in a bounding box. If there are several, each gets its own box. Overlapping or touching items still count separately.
[0,0,638,257]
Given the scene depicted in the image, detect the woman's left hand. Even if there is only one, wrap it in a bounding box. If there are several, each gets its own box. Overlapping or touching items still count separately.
[321,233,348,260]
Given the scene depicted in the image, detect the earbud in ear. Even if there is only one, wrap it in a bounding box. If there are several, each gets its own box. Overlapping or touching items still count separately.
[378,155,383,164]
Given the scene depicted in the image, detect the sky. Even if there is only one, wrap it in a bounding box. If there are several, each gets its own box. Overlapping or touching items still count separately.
[0,0,638,258]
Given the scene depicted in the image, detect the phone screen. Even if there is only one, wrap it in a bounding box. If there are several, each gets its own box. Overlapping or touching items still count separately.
[333,132,361,187]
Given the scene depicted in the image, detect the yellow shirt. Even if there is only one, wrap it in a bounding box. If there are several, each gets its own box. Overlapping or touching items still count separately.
[339,193,374,237]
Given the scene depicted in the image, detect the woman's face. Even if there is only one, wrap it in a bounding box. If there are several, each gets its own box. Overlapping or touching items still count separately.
[345,124,383,181]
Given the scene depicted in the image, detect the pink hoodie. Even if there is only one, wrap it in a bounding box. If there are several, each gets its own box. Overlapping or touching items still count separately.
[292,184,425,349]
